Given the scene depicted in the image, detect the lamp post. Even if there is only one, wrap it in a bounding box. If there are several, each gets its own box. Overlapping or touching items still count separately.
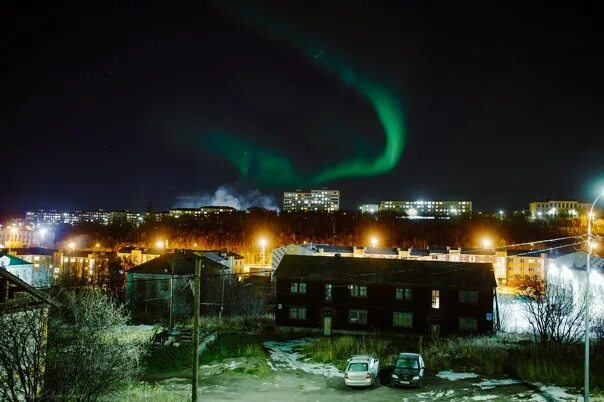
[584,191,603,402]
[259,238,267,265]
[370,236,378,248]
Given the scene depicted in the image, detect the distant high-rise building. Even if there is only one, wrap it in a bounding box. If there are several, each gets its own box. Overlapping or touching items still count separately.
[378,200,472,217]
[282,189,340,213]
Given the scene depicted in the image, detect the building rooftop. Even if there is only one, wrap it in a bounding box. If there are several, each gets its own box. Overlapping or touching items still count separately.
[275,255,496,288]
[127,251,225,276]
[0,252,32,266]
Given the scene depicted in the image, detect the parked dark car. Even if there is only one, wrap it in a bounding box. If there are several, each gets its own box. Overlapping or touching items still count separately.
[391,353,425,387]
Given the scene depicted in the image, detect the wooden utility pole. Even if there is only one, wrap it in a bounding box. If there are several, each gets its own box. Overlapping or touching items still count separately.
[192,257,201,402]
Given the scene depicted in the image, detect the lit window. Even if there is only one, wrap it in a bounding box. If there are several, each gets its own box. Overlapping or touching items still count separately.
[349,285,367,297]
[393,312,413,328]
[291,282,307,294]
[325,284,332,302]
[395,288,412,300]
[289,306,307,320]
[348,309,368,324]
[432,290,440,309]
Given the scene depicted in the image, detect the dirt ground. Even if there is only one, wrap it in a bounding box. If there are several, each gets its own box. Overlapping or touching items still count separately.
[120,337,598,401]
[151,369,581,402]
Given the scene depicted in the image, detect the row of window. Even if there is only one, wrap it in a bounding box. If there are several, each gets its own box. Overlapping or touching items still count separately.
[287,306,479,331]
[290,282,478,307]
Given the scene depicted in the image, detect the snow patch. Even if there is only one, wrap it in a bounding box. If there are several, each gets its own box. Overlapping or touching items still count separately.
[473,378,522,389]
[436,371,479,381]
[263,339,343,378]
[535,384,577,401]
[471,396,498,401]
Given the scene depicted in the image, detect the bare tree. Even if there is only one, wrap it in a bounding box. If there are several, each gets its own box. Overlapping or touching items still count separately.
[522,276,585,344]
[42,289,148,401]
[0,307,48,402]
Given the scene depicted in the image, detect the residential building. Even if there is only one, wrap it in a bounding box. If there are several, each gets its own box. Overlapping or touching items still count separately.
[282,189,340,213]
[359,204,378,214]
[379,200,472,217]
[125,251,228,323]
[201,250,245,274]
[168,208,203,219]
[200,206,237,215]
[7,248,56,288]
[274,255,497,336]
[270,243,409,276]
[117,247,163,267]
[529,200,591,219]
[0,252,34,286]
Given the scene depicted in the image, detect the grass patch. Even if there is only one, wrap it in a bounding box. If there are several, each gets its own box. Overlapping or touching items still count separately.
[144,344,193,375]
[200,333,267,364]
[301,335,417,371]
[199,315,274,335]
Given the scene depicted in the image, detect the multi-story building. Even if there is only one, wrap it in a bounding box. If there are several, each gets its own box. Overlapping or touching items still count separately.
[169,208,203,219]
[0,252,34,285]
[282,189,340,213]
[8,247,56,287]
[0,224,55,248]
[274,255,497,336]
[529,200,590,219]
[378,200,472,217]
[200,206,237,215]
[359,204,378,214]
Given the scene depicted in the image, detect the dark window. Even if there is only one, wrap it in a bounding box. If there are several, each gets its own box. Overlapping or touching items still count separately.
[393,312,413,328]
[348,309,368,324]
[289,306,307,320]
[291,282,307,294]
[458,290,479,304]
[458,316,478,332]
[324,284,332,302]
[349,285,367,297]
[161,280,170,291]
[395,288,412,300]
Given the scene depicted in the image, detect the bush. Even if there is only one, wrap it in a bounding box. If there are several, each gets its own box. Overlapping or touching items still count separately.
[200,333,267,364]
[301,335,415,370]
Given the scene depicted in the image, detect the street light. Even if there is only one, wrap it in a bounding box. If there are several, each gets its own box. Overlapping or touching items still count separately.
[259,238,267,265]
[370,236,378,248]
[584,190,604,402]
[156,240,164,249]
[482,237,493,250]
[68,242,75,251]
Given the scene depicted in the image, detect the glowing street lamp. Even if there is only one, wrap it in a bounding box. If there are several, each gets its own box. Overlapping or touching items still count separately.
[68,242,75,251]
[156,240,165,249]
[584,189,604,401]
[482,238,493,250]
[370,236,378,248]
[259,238,268,265]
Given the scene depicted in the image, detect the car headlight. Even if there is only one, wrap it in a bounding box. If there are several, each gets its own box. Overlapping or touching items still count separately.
[392,374,398,378]
[413,376,420,381]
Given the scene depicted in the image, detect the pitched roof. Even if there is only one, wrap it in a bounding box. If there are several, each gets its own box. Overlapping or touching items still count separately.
[274,255,496,289]
[127,251,225,276]
[9,247,56,256]
[0,252,32,266]
[0,268,60,311]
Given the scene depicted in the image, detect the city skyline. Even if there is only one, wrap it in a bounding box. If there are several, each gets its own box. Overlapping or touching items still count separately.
[2,2,603,212]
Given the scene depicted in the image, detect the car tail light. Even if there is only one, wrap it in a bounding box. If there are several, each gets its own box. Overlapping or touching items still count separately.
[365,373,372,379]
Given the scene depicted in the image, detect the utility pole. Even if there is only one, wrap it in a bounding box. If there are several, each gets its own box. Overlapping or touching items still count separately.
[169,260,175,329]
[219,268,225,321]
[192,257,201,402]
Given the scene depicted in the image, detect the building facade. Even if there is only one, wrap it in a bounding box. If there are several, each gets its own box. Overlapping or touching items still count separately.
[529,200,590,219]
[283,189,340,213]
[378,200,472,217]
[274,255,496,337]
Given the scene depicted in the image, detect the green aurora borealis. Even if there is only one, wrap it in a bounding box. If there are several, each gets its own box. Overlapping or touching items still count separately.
[203,5,407,187]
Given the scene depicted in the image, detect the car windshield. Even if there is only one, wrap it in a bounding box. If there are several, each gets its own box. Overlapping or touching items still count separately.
[347,362,368,372]
[396,358,419,369]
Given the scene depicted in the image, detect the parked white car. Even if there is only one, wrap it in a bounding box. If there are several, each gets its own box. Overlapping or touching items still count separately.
[344,355,380,387]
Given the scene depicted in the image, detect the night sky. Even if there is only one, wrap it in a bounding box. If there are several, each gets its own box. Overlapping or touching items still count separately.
[2,1,603,213]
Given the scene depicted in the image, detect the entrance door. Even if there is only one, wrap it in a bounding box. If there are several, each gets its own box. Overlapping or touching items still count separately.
[323,316,332,336]
[430,323,440,340]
